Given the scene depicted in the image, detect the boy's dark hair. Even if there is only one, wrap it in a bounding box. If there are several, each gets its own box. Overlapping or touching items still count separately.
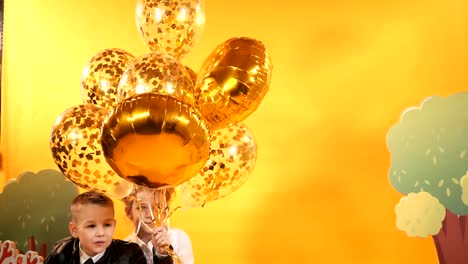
[70,190,114,222]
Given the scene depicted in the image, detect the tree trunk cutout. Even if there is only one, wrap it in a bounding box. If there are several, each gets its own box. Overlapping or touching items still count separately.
[433,209,468,264]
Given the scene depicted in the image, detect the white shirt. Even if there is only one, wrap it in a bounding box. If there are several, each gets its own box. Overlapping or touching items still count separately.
[79,242,105,264]
[125,227,194,264]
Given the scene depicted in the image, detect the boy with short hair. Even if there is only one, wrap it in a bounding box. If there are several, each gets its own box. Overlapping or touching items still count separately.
[45,190,146,264]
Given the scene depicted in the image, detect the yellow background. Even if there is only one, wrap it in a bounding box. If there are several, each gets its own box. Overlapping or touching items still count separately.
[1,0,467,263]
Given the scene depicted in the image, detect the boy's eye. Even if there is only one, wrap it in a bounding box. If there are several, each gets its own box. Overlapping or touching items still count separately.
[87,224,95,228]
[105,223,112,227]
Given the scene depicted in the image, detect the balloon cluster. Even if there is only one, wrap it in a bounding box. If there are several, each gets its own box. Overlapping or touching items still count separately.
[50,0,272,208]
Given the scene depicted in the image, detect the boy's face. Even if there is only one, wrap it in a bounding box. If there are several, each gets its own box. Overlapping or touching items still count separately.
[69,204,116,257]
[128,190,167,234]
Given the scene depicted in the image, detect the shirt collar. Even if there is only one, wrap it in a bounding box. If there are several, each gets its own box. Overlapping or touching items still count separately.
[128,232,154,249]
[79,242,106,264]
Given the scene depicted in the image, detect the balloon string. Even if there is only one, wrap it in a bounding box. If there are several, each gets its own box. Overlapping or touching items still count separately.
[150,189,183,263]
[164,246,182,264]
[131,189,183,264]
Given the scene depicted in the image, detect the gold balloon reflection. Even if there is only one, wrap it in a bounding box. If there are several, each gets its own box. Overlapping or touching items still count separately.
[101,93,211,189]
[81,48,135,111]
[136,0,205,59]
[50,104,134,199]
[181,122,257,207]
[195,37,273,129]
[118,52,194,106]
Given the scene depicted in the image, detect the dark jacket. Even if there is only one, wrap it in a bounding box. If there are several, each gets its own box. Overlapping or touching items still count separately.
[44,237,147,264]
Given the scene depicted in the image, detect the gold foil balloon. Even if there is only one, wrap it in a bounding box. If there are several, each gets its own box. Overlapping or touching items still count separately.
[101,92,211,189]
[181,122,257,207]
[81,49,135,111]
[118,52,194,105]
[50,104,134,199]
[135,0,205,59]
[185,66,197,86]
[195,37,273,129]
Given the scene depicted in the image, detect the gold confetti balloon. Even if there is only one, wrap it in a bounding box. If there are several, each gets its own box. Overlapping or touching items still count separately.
[101,92,211,189]
[181,122,257,207]
[135,0,205,59]
[81,48,135,111]
[50,104,134,199]
[118,52,194,105]
[195,37,273,130]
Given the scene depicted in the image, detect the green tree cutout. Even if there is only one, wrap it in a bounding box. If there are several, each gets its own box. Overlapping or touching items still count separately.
[0,169,78,254]
[388,91,468,264]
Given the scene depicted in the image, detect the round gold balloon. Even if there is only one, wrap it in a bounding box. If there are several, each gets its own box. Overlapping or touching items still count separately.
[81,48,135,111]
[118,52,194,106]
[181,122,257,207]
[195,37,273,130]
[50,104,134,199]
[135,0,205,59]
[101,92,211,189]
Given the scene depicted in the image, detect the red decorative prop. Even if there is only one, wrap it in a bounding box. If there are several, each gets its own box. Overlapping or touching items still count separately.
[0,240,44,264]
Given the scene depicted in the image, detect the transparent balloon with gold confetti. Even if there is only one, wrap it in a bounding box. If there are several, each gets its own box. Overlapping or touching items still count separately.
[50,104,134,199]
[135,0,205,59]
[181,122,257,207]
[117,52,195,105]
[81,48,135,111]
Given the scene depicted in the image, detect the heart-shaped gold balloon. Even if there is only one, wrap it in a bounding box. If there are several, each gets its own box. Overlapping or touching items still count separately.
[101,92,211,189]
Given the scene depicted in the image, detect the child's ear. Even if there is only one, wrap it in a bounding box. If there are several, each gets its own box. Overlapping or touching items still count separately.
[69,222,78,237]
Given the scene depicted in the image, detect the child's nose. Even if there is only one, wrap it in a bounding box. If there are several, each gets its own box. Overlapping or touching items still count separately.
[143,212,153,219]
[96,226,105,236]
